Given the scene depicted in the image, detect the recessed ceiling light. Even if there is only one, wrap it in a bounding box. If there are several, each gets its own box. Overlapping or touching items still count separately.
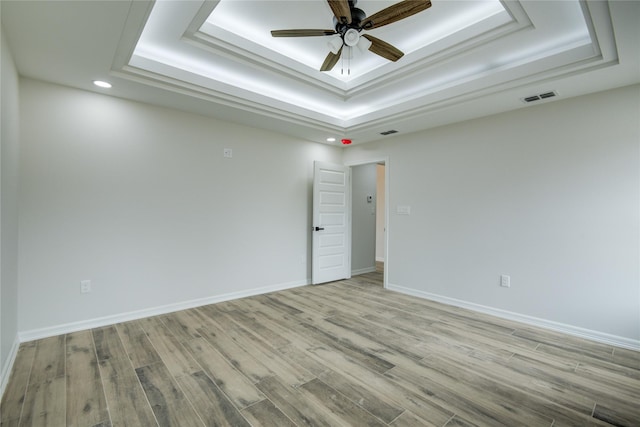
[93,80,112,88]
[326,137,336,142]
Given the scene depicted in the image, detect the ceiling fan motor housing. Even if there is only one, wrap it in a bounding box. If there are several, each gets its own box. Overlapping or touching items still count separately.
[333,7,366,31]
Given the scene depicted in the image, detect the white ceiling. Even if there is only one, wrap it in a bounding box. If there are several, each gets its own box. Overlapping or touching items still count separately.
[2,0,639,146]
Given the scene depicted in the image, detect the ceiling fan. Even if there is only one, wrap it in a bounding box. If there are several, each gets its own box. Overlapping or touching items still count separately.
[271,0,432,72]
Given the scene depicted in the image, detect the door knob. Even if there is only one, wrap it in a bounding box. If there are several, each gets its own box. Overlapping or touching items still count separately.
[314,226,325,231]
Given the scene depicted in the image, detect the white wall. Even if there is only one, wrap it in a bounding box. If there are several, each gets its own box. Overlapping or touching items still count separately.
[351,163,377,274]
[376,164,385,262]
[18,79,342,334]
[344,85,640,344]
[11,78,640,347]
[1,22,21,390]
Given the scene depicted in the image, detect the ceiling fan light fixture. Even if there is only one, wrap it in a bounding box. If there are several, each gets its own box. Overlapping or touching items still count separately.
[327,37,343,54]
[357,36,372,53]
[343,28,360,46]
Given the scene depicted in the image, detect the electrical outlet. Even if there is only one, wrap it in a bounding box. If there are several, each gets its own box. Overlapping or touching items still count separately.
[500,275,510,288]
[80,280,92,293]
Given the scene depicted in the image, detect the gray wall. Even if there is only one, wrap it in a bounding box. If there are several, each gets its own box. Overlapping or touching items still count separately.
[351,163,377,274]
[1,21,21,389]
[17,78,342,334]
[344,85,640,343]
[5,71,639,372]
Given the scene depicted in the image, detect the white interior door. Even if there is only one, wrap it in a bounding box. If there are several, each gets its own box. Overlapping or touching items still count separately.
[312,161,351,285]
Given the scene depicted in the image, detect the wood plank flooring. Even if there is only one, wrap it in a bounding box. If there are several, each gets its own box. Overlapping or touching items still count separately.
[2,269,639,426]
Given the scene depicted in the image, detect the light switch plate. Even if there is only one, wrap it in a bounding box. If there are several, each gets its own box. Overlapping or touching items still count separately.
[396,205,411,215]
[500,275,511,288]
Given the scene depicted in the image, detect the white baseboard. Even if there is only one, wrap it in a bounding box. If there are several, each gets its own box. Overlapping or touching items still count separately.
[19,279,309,343]
[0,335,20,400]
[375,257,385,263]
[387,284,640,351]
[351,266,377,276]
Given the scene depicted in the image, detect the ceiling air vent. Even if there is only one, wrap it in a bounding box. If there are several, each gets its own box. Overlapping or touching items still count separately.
[522,91,557,103]
[380,129,398,136]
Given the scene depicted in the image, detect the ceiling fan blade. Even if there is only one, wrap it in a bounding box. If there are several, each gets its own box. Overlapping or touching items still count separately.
[362,0,431,29]
[271,29,337,37]
[327,0,352,24]
[320,46,343,71]
[362,34,404,62]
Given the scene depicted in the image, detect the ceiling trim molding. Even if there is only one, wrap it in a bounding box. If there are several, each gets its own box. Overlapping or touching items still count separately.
[344,0,533,98]
[342,0,622,135]
[185,28,348,97]
[112,65,346,132]
[3,0,635,146]
[346,53,619,136]
[184,2,529,98]
[184,0,219,36]
[111,0,156,72]
[115,34,612,136]
[100,0,630,144]
[184,0,347,95]
[112,0,617,134]
[344,13,527,99]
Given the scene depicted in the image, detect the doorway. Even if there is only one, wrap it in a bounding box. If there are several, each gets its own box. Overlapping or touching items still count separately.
[349,159,388,288]
[375,163,385,275]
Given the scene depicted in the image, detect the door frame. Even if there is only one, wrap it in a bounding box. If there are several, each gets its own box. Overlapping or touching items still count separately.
[345,157,390,289]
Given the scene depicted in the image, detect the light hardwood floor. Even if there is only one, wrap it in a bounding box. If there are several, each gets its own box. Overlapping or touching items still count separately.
[1,270,639,427]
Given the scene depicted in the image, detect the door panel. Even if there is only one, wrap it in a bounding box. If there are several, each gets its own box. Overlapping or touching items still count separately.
[312,161,350,284]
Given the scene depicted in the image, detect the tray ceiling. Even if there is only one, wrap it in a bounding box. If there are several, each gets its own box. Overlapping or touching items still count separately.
[2,0,639,145]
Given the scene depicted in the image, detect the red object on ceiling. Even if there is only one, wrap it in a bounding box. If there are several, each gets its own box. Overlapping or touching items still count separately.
[341,139,352,145]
